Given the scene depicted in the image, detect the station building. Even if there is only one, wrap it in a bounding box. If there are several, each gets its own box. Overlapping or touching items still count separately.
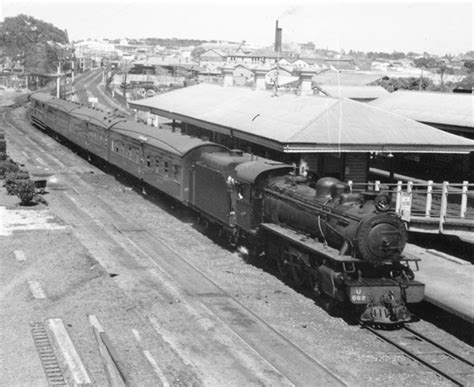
[129,70,474,183]
[370,90,474,139]
[370,90,474,181]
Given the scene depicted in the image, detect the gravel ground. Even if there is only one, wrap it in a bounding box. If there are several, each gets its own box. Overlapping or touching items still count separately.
[0,189,201,385]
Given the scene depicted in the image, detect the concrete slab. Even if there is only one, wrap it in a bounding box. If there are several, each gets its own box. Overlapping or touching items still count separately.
[47,318,92,387]
[28,280,46,299]
[405,244,474,324]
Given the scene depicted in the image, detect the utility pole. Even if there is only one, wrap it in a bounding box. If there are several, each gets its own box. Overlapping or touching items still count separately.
[419,67,423,91]
[121,70,129,108]
[56,61,61,98]
[71,57,75,85]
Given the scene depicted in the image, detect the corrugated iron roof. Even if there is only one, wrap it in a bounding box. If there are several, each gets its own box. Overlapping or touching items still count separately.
[370,90,474,128]
[315,84,389,99]
[129,83,474,154]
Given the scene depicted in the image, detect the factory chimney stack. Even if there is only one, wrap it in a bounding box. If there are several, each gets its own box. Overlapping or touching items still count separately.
[274,20,282,53]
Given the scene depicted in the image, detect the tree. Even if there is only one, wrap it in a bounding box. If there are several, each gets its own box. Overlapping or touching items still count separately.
[0,14,69,74]
[377,76,435,92]
[463,60,474,91]
[413,57,436,69]
[463,59,474,72]
[191,46,206,61]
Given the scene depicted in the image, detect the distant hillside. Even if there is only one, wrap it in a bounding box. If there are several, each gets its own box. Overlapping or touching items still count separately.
[0,14,69,74]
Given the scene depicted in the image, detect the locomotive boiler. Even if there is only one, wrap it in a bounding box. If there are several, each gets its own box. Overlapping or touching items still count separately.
[264,176,406,265]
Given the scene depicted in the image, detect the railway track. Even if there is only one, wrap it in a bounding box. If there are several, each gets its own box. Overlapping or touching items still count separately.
[363,324,474,386]
[74,68,130,115]
[3,104,347,386]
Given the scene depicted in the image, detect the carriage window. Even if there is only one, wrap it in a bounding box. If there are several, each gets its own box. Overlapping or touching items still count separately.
[154,158,160,173]
[146,155,151,167]
[164,161,169,176]
[173,165,180,180]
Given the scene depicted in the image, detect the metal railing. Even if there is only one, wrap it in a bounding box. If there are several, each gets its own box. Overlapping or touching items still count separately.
[347,180,474,232]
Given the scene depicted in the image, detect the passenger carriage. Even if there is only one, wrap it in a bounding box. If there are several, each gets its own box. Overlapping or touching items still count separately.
[109,120,227,201]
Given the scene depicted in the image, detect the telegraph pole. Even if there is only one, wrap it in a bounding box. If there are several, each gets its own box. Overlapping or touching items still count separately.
[56,61,61,98]
[121,71,129,107]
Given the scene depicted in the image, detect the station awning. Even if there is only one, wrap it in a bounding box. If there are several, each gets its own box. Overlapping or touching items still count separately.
[130,84,474,154]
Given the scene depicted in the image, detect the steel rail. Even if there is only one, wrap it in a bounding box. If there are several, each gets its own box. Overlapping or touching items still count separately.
[404,325,474,368]
[363,324,470,386]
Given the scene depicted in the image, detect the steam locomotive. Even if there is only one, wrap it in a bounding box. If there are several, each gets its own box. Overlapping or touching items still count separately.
[28,92,425,325]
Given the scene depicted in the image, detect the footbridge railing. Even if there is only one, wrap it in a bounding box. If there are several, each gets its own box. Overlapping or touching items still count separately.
[347,180,474,236]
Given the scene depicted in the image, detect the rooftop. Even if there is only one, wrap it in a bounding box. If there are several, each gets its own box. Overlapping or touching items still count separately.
[314,84,389,100]
[370,90,474,128]
[129,83,474,154]
[312,70,384,86]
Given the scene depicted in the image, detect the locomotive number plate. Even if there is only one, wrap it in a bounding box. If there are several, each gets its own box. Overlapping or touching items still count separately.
[349,287,368,304]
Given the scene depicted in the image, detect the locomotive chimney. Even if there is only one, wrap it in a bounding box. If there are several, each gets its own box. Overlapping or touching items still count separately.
[253,68,267,90]
[221,65,234,87]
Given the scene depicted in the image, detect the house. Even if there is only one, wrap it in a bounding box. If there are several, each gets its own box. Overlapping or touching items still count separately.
[233,65,254,86]
[200,49,227,63]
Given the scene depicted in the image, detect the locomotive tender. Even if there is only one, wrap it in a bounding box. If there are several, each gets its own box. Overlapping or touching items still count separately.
[29,92,424,325]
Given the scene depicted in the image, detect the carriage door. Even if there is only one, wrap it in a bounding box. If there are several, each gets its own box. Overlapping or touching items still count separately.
[138,142,145,180]
[252,187,264,227]
[189,166,195,205]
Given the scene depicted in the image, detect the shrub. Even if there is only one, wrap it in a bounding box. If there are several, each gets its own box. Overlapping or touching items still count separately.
[16,180,36,205]
[0,160,19,178]
[4,170,30,195]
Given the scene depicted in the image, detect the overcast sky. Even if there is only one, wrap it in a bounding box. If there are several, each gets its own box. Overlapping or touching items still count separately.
[2,0,472,55]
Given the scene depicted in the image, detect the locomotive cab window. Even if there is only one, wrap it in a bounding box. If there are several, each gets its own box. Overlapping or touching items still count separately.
[236,182,251,200]
[253,189,263,199]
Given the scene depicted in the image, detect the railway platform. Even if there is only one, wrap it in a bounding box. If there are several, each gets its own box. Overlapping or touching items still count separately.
[405,243,474,324]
